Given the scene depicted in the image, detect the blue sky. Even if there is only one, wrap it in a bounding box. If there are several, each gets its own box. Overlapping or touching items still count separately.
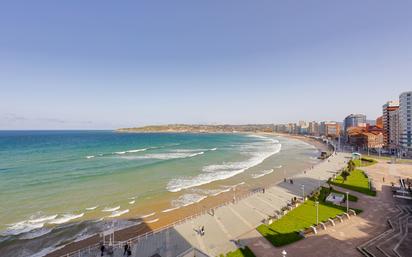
[1,1,411,129]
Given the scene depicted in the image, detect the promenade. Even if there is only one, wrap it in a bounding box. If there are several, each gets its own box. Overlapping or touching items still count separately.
[61,153,349,257]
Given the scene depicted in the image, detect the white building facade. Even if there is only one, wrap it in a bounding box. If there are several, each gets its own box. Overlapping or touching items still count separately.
[399,91,412,155]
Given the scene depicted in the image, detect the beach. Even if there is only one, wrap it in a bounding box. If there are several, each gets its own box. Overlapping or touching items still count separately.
[42,133,331,257]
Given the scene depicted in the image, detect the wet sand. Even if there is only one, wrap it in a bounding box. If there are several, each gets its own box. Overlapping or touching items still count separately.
[46,133,329,257]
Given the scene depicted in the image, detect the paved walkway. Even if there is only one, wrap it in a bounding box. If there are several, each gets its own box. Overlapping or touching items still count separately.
[171,153,347,257]
[243,158,412,257]
[69,153,348,257]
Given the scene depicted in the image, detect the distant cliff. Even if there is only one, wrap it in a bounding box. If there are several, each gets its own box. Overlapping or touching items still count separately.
[116,124,275,133]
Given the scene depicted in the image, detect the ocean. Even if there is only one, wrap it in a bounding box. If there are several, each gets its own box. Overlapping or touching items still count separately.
[0,131,320,256]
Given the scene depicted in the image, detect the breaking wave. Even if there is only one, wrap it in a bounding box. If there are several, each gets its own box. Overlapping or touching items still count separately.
[171,194,208,208]
[102,206,120,212]
[167,136,281,192]
[108,209,129,218]
[48,213,84,225]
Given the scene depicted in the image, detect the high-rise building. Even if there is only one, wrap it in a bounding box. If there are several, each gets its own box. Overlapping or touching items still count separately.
[399,91,412,154]
[308,121,319,136]
[344,114,367,132]
[382,101,400,151]
[320,121,340,138]
[376,116,383,129]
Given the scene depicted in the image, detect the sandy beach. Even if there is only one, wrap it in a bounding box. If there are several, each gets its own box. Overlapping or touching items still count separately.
[45,133,331,257]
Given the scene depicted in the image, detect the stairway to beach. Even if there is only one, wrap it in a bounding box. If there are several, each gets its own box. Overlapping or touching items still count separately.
[358,205,412,257]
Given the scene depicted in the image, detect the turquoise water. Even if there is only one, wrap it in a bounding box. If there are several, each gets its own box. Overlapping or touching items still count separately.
[0,131,319,256]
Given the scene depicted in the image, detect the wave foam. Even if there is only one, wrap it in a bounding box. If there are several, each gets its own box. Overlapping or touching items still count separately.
[48,213,84,225]
[86,206,98,211]
[171,193,207,208]
[167,136,281,192]
[109,209,129,218]
[86,155,95,159]
[128,200,135,204]
[102,206,120,212]
[162,206,180,213]
[2,214,58,236]
[252,169,274,179]
[140,212,156,218]
[124,151,205,160]
[146,218,159,224]
[19,227,53,240]
[126,149,147,153]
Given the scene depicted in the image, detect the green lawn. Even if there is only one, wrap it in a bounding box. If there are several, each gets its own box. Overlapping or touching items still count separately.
[330,169,376,196]
[220,247,256,257]
[353,158,377,167]
[256,188,361,246]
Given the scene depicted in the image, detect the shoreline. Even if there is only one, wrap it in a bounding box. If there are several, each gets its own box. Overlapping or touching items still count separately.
[46,133,329,257]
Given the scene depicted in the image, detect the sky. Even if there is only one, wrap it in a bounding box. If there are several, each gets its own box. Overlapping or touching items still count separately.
[1,1,411,129]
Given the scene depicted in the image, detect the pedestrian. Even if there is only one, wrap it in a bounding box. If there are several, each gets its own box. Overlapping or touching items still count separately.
[284,178,287,183]
[100,243,105,257]
[201,226,205,236]
[124,242,129,256]
[382,177,385,183]
[127,245,132,257]
[263,188,265,194]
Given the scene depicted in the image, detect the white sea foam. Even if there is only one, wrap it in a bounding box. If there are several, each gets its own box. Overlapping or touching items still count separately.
[115,151,126,155]
[126,149,147,153]
[48,213,84,225]
[162,206,180,213]
[86,155,95,159]
[167,136,281,192]
[146,218,159,224]
[85,206,98,211]
[102,206,120,212]
[3,221,45,236]
[124,151,205,160]
[252,169,274,179]
[28,215,58,224]
[171,193,207,208]
[140,212,156,218]
[19,227,53,240]
[210,148,217,151]
[109,209,129,218]
[128,200,135,204]
[2,214,58,236]
[211,188,232,196]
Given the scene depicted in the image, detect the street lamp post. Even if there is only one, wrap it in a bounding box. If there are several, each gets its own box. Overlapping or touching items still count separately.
[315,201,319,225]
[301,185,305,201]
[346,192,349,213]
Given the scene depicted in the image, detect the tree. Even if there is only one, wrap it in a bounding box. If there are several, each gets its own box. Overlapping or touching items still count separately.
[347,160,355,172]
[341,170,351,182]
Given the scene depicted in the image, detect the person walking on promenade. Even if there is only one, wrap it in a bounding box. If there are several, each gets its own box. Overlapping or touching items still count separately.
[100,243,105,256]
[127,245,132,257]
[124,242,129,255]
[201,226,205,236]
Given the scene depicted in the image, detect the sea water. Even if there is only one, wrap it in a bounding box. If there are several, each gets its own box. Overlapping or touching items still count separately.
[0,131,320,256]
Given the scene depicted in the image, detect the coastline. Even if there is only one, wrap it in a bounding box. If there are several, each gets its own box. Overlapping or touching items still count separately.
[46,133,329,257]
